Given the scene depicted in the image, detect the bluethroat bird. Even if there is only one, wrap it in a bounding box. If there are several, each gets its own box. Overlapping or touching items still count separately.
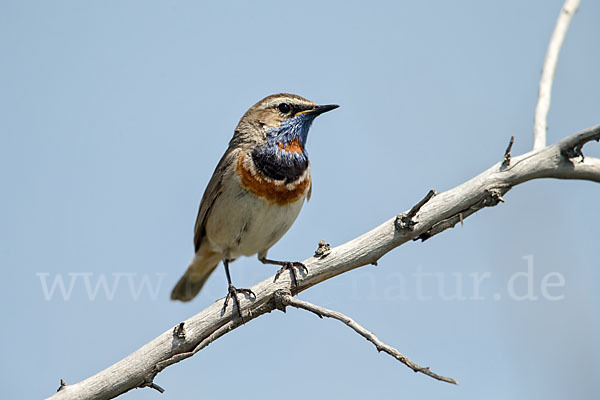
[171,93,339,318]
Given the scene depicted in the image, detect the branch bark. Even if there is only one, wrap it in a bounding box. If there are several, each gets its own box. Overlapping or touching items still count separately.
[533,0,581,150]
[46,124,600,400]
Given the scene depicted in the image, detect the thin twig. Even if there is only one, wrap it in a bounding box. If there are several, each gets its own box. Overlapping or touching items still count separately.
[396,189,437,230]
[502,136,515,168]
[406,189,437,219]
[144,382,164,394]
[56,379,67,393]
[533,0,581,150]
[277,291,459,385]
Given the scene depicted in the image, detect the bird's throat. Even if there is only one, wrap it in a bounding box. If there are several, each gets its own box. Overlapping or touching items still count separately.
[251,141,309,183]
[277,136,304,154]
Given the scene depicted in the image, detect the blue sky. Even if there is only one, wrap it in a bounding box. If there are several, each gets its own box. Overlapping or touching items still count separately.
[1,1,599,399]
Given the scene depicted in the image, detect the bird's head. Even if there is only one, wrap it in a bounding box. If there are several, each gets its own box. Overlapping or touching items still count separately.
[234,93,339,153]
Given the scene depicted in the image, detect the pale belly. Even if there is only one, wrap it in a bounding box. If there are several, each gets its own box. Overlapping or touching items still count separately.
[204,178,306,259]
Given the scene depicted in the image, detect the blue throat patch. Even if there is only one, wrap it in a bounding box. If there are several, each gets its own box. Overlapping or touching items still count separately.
[251,114,315,182]
[266,113,315,148]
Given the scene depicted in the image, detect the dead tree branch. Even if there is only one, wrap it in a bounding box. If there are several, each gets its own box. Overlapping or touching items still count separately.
[46,123,600,400]
[275,290,459,385]
[533,0,581,150]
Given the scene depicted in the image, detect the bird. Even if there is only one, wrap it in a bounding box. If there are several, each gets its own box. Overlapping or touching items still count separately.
[171,93,339,318]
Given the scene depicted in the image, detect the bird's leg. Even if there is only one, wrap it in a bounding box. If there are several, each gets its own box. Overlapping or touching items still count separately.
[222,259,255,320]
[259,257,308,289]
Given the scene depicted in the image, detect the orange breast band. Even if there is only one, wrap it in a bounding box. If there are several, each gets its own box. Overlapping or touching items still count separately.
[236,153,310,206]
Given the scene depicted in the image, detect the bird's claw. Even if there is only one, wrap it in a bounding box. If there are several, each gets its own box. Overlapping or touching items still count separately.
[274,262,308,288]
[223,284,256,321]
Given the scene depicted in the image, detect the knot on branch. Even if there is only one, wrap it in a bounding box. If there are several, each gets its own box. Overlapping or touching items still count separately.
[395,189,437,231]
[560,126,600,162]
[483,188,506,206]
[561,144,586,162]
[314,240,331,258]
[173,322,186,340]
[395,213,416,231]
[273,289,292,313]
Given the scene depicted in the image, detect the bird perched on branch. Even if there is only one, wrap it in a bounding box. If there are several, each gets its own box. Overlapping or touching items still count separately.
[171,93,339,318]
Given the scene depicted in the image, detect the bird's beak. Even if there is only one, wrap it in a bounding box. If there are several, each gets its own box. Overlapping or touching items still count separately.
[296,104,340,117]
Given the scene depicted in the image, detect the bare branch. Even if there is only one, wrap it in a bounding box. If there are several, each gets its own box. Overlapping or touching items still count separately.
[275,290,459,385]
[533,0,581,150]
[45,124,600,400]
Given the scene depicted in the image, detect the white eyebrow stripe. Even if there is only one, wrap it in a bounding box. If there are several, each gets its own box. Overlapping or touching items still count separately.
[259,96,316,110]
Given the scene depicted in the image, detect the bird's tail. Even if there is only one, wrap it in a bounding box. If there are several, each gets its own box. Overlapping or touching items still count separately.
[171,249,221,302]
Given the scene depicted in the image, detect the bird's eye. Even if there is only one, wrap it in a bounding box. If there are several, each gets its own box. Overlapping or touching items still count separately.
[278,103,291,114]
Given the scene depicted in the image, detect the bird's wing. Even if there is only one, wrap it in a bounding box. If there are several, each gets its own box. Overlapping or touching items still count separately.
[193,147,239,252]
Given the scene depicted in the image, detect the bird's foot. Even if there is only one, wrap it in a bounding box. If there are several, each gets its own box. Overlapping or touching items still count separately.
[223,284,256,321]
[274,262,309,288]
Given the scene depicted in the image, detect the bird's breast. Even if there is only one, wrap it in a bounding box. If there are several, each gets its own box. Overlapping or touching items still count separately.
[236,151,311,206]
